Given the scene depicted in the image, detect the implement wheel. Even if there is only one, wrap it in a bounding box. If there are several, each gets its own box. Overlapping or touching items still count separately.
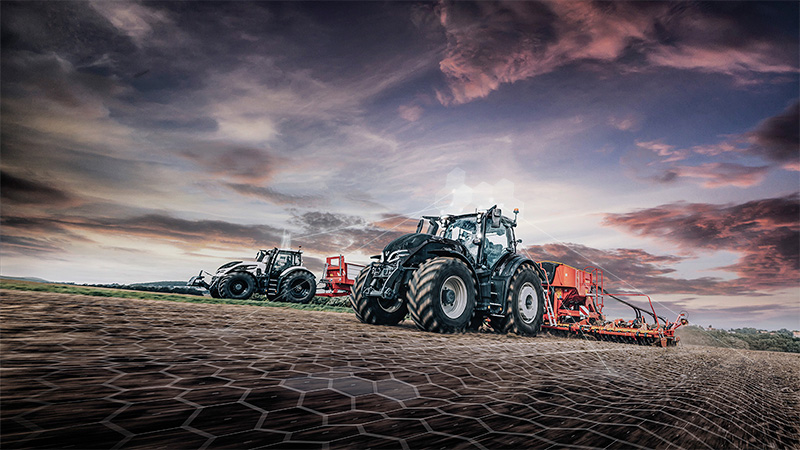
[350,268,408,325]
[407,257,475,333]
[502,265,545,336]
[219,273,256,300]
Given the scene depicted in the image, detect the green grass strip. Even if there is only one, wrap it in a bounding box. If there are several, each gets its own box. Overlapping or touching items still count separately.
[0,279,353,313]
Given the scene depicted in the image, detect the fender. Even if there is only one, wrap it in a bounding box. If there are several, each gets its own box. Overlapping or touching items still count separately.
[221,263,262,276]
[279,265,315,279]
[489,254,546,314]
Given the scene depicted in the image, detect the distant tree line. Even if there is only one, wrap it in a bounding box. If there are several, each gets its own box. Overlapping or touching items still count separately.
[678,326,800,353]
[83,283,206,296]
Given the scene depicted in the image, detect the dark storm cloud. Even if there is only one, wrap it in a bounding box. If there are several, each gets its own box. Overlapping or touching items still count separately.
[603,194,800,291]
[746,102,800,164]
[225,183,320,206]
[2,208,408,260]
[435,1,798,104]
[2,50,126,108]
[1,171,76,206]
[1,216,92,256]
[0,235,67,256]
[1,1,135,62]
[1,213,284,251]
[291,211,366,231]
[288,210,412,256]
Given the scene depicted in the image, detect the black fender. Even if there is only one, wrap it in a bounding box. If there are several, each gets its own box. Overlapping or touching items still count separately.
[489,254,545,314]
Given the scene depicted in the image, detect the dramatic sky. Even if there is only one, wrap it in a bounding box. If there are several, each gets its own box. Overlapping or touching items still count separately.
[2,1,798,330]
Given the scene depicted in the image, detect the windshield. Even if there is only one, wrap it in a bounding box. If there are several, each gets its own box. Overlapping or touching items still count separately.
[443,218,479,261]
[444,218,476,243]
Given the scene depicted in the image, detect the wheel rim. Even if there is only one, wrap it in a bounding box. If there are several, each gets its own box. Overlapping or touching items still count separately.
[440,275,468,319]
[231,280,246,295]
[378,297,403,313]
[518,282,538,324]
[290,278,310,299]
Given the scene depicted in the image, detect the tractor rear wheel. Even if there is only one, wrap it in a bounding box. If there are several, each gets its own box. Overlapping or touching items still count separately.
[350,268,408,325]
[502,265,544,336]
[407,257,475,333]
[219,273,256,300]
[280,271,316,304]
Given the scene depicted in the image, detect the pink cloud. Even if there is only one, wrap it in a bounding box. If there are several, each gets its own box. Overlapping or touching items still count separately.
[398,103,424,122]
[647,43,798,81]
[636,140,688,162]
[525,242,756,296]
[603,194,800,291]
[783,161,800,172]
[435,1,655,105]
[626,104,797,187]
[434,1,798,105]
[608,115,639,131]
[672,162,771,188]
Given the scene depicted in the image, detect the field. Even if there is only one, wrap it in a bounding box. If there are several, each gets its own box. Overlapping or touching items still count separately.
[2,288,799,449]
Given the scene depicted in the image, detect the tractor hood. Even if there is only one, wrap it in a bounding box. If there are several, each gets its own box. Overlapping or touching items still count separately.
[382,233,431,260]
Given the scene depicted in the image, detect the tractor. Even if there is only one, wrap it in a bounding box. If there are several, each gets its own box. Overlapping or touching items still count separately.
[350,206,548,335]
[188,248,316,303]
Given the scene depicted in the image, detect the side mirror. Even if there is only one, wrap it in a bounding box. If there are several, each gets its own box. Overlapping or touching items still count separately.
[492,208,501,228]
[415,219,425,234]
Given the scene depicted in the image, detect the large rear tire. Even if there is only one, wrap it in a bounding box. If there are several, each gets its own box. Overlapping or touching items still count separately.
[502,265,545,336]
[218,273,256,300]
[350,268,408,325]
[407,257,475,333]
[280,271,316,304]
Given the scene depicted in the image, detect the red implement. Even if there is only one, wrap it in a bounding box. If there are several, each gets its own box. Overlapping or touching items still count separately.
[317,255,366,297]
[538,261,687,346]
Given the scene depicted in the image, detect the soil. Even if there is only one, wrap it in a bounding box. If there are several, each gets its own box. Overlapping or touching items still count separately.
[2,290,799,449]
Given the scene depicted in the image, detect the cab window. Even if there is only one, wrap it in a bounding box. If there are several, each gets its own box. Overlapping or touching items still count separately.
[484,223,511,268]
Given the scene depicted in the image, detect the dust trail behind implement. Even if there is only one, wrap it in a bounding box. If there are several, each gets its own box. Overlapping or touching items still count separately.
[2,290,798,449]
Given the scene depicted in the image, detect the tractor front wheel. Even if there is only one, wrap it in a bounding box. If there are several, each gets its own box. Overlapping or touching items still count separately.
[502,265,545,336]
[209,284,221,298]
[219,273,256,300]
[280,271,316,304]
[407,257,475,333]
[350,268,408,326]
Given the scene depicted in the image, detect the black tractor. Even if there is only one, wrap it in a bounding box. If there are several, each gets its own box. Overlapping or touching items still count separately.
[189,248,316,303]
[350,206,547,335]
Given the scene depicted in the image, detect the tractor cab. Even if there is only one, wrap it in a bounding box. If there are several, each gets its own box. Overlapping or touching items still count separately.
[268,250,301,275]
[254,248,302,276]
[420,206,520,269]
